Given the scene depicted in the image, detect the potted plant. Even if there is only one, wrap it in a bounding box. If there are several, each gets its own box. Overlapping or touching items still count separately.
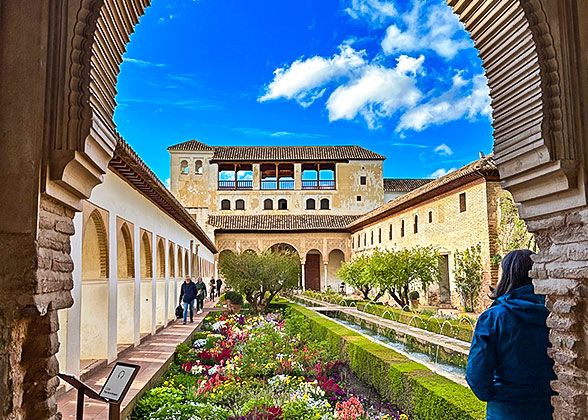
[409,290,420,309]
[225,291,243,313]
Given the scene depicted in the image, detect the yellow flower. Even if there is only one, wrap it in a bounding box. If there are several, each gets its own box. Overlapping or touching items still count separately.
[399,415,408,420]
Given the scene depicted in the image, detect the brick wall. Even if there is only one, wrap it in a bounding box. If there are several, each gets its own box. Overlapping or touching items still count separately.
[528,210,588,420]
[0,194,75,420]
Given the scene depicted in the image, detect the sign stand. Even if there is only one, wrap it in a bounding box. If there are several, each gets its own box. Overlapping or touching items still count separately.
[59,362,140,420]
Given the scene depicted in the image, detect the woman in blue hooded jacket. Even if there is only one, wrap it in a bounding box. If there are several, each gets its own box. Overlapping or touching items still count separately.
[466,249,556,420]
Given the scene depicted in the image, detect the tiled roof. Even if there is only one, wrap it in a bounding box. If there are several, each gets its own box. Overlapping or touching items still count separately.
[110,138,217,253]
[168,140,385,161]
[383,178,432,192]
[349,155,498,230]
[167,139,215,151]
[208,214,361,231]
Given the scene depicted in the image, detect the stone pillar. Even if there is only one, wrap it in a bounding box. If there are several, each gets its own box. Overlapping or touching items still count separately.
[107,212,117,363]
[294,163,302,190]
[528,210,588,420]
[133,224,141,346]
[151,234,157,335]
[301,261,306,291]
[164,238,169,326]
[323,262,329,292]
[253,163,261,190]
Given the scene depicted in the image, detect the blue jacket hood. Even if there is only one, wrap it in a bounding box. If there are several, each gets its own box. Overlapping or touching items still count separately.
[491,284,547,326]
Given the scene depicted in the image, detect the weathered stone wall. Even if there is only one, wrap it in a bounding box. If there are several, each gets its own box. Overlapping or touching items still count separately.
[0,194,75,420]
[351,179,501,312]
[528,210,588,420]
[170,150,385,216]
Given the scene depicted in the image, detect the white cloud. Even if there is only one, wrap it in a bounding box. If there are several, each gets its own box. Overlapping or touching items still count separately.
[122,57,166,67]
[434,143,453,156]
[397,73,491,132]
[326,55,424,128]
[381,1,472,60]
[233,127,326,139]
[164,178,171,189]
[429,167,457,178]
[258,45,366,106]
[345,0,397,24]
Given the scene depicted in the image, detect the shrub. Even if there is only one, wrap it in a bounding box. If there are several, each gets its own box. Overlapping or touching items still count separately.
[132,386,185,420]
[408,290,420,300]
[225,290,244,305]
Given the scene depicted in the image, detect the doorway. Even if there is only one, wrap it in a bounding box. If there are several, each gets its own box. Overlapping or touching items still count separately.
[439,254,451,307]
[305,254,321,291]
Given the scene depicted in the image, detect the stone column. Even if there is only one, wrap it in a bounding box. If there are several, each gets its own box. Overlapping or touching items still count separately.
[107,212,118,363]
[151,234,157,335]
[253,163,261,190]
[133,224,141,346]
[294,163,302,190]
[301,261,306,291]
[528,211,588,420]
[323,262,329,292]
[164,238,169,326]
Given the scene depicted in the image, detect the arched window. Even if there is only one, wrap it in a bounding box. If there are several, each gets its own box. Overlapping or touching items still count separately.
[157,239,165,278]
[378,228,382,243]
[235,199,245,210]
[389,224,393,240]
[117,223,134,279]
[363,233,366,246]
[320,198,330,210]
[278,199,288,210]
[401,220,405,237]
[264,199,273,210]
[306,198,316,210]
[371,230,374,245]
[221,199,231,210]
[195,160,203,175]
[180,160,189,175]
[140,232,152,278]
[168,244,175,278]
[83,210,109,279]
[414,215,419,234]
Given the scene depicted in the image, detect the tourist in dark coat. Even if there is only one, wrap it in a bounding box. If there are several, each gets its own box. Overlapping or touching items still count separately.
[466,249,556,420]
[216,278,223,296]
[179,276,197,324]
[209,278,216,301]
[194,277,207,314]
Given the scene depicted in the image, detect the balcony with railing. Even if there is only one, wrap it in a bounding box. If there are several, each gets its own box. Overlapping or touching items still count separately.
[301,180,336,190]
[218,180,253,190]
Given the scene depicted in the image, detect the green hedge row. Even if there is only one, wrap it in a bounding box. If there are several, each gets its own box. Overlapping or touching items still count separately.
[301,291,475,343]
[289,304,485,420]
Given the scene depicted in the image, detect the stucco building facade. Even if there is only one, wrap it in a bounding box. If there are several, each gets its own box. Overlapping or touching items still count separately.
[349,156,501,311]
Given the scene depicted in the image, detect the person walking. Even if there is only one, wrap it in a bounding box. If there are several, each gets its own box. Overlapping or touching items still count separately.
[216,277,223,297]
[209,278,216,301]
[179,276,197,324]
[466,249,556,420]
[195,276,207,314]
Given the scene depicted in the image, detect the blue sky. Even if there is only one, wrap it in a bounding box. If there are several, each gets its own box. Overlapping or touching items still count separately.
[114,0,493,184]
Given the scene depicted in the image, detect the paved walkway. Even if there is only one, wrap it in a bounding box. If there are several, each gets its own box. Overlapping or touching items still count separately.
[57,298,221,419]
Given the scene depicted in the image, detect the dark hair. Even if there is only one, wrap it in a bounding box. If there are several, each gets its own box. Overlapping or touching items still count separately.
[491,249,535,299]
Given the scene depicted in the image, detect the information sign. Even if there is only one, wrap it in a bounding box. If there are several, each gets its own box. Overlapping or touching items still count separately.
[98,362,139,403]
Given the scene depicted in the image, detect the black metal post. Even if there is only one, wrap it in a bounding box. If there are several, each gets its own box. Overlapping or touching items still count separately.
[76,389,85,420]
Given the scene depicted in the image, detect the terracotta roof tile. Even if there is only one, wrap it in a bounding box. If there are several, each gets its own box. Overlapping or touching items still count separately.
[349,155,498,229]
[168,140,385,161]
[383,178,432,192]
[111,138,217,253]
[208,214,361,231]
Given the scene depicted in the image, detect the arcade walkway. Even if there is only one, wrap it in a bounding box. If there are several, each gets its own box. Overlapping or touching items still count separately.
[57,298,219,419]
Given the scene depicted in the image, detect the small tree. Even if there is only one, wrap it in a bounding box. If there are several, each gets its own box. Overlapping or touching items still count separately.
[494,193,537,263]
[337,254,371,299]
[374,246,441,309]
[453,244,484,312]
[219,250,300,314]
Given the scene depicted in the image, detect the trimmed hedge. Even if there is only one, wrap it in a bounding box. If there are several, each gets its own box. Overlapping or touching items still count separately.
[301,291,475,343]
[289,304,485,420]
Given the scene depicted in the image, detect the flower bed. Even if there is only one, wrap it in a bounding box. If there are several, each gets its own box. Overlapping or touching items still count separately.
[290,304,486,420]
[300,291,475,343]
[132,310,406,420]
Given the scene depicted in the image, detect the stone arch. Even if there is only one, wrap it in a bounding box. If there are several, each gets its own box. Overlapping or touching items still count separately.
[184,249,190,277]
[195,159,203,174]
[268,242,300,256]
[177,247,183,278]
[156,238,165,279]
[168,243,175,278]
[117,222,134,279]
[140,232,152,279]
[327,249,345,291]
[82,209,109,279]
